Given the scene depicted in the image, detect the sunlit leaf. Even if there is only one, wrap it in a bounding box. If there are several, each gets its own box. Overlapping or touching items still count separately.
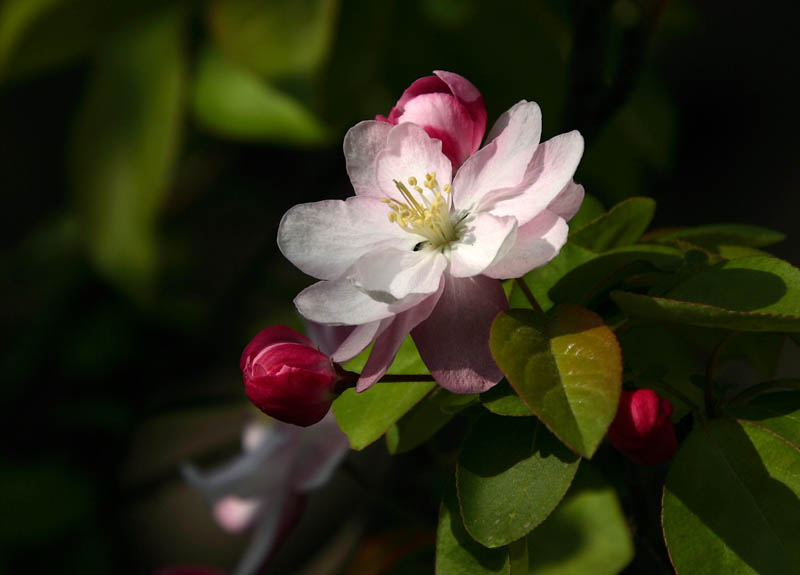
[569,197,656,252]
[332,337,435,450]
[457,414,580,548]
[481,380,535,417]
[612,257,800,332]
[490,306,622,457]
[192,47,328,145]
[69,8,184,296]
[663,417,800,574]
[527,466,633,575]
[208,0,339,79]
[726,390,800,449]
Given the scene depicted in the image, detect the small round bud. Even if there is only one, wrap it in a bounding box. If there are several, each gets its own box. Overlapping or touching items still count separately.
[608,389,678,465]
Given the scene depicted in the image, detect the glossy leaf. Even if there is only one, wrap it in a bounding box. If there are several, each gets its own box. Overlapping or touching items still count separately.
[509,243,597,312]
[385,388,477,454]
[192,47,328,144]
[490,306,622,457]
[69,8,184,296]
[481,381,535,417]
[208,0,338,79]
[549,244,683,307]
[457,415,580,548]
[332,337,435,450]
[437,480,511,575]
[566,193,605,231]
[726,390,800,449]
[649,224,785,250]
[663,417,800,574]
[612,257,800,332]
[569,197,656,252]
[527,466,633,575]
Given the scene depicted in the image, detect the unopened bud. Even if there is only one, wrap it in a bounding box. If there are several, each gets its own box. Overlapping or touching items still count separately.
[608,389,678,465]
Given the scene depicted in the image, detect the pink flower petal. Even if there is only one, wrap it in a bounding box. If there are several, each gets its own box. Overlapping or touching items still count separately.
[356,280,445,392]
[484,131,584,226]
[449,213,518,278]
[291,413,350,491]
[388,75,451,122]
[398,92,474,169]
[348,247,447,300]
[330,321,382,363]
[240,326,314,371]
[452,101,542,212]
[412,275,506,393]
[547,181,585,221]
[294,276,430,325]
[305,322,356,357]
[213,495,263,533]
[482,210,568,279]
[375,123,452,202]
[278,196,416,281]
[434,70,487,153]
[344,120,393,196]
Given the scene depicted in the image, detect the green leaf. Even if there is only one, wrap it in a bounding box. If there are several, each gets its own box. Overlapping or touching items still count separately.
[192,47,328,144]
[619,325,705,417]
[508,538,529,575]
[612,257,800,332]
[208,0,338,79]
[457,414,580,548]
[490,306,623,457]
[663,417,800,575]
[69,8,184,297]
[0,0,166,81]
[509,243,597,312]
[549,244,684,307]
[481,381,535,417]
[569,197,656,252]
[386,388,477,454]
[567,193,605,231]
[437,479,511,575]
[726,390,800,449]
[527,466,633,575]
[332,337,435,450]
[650,224,785,250]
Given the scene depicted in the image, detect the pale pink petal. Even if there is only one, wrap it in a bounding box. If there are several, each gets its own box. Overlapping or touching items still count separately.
[240,326,314,371]
[448,213,518,278]
[412,275,506,393]
[434,70,487,152]
[344,120,393,196]
[330,321,382,363]
[357,280,445,391]
[483,210,569,279]
[452,101,542,212]
[348,247,447,300]
[278,196,415,281]
[294,276,429,325]
[387,75,450,122]
[241,422,271,452]
[484,131,584,226]
[291,413,351,491]
[235,493,287,575]
[213,495,263,534]
[305,322,356,357]
[398,92,474,169]
[375,123,452,202]
[546,181,585,221]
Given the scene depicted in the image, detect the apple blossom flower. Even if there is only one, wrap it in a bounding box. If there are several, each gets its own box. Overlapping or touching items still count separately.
[241,325,356,427]
[376,71,487,170]
[608,389,678,465]
[279,92,584,394]
[183,413,349,575]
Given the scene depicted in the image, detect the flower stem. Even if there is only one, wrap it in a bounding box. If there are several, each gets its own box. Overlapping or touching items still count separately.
[514,278,543,313]
[379,373,436,383]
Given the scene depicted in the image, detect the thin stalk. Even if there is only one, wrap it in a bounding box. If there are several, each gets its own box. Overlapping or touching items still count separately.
[514,278,543,313]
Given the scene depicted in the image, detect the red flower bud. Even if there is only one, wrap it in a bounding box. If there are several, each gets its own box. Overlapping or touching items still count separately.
[376,71,487,170]
[608,389,678,465]
[240,325,355,427]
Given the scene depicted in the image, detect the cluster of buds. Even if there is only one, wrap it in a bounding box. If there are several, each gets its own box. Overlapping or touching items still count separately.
[240,325,357,427]
[608,389,678,465]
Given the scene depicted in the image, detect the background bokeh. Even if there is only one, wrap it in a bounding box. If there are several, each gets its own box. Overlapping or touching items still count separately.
[2,0,798,572]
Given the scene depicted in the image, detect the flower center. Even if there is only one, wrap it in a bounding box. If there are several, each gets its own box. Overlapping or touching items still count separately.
[382,172,461,249]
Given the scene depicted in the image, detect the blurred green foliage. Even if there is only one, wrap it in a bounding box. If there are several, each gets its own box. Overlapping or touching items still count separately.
[1,0,799,572]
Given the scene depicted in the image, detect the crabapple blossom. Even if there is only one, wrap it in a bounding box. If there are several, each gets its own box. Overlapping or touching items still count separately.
[183,414,349,575]
[279,77,584,394]
[608,389,678,465]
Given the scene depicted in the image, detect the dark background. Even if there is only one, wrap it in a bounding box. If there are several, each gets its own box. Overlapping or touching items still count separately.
[1,0,798,572]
